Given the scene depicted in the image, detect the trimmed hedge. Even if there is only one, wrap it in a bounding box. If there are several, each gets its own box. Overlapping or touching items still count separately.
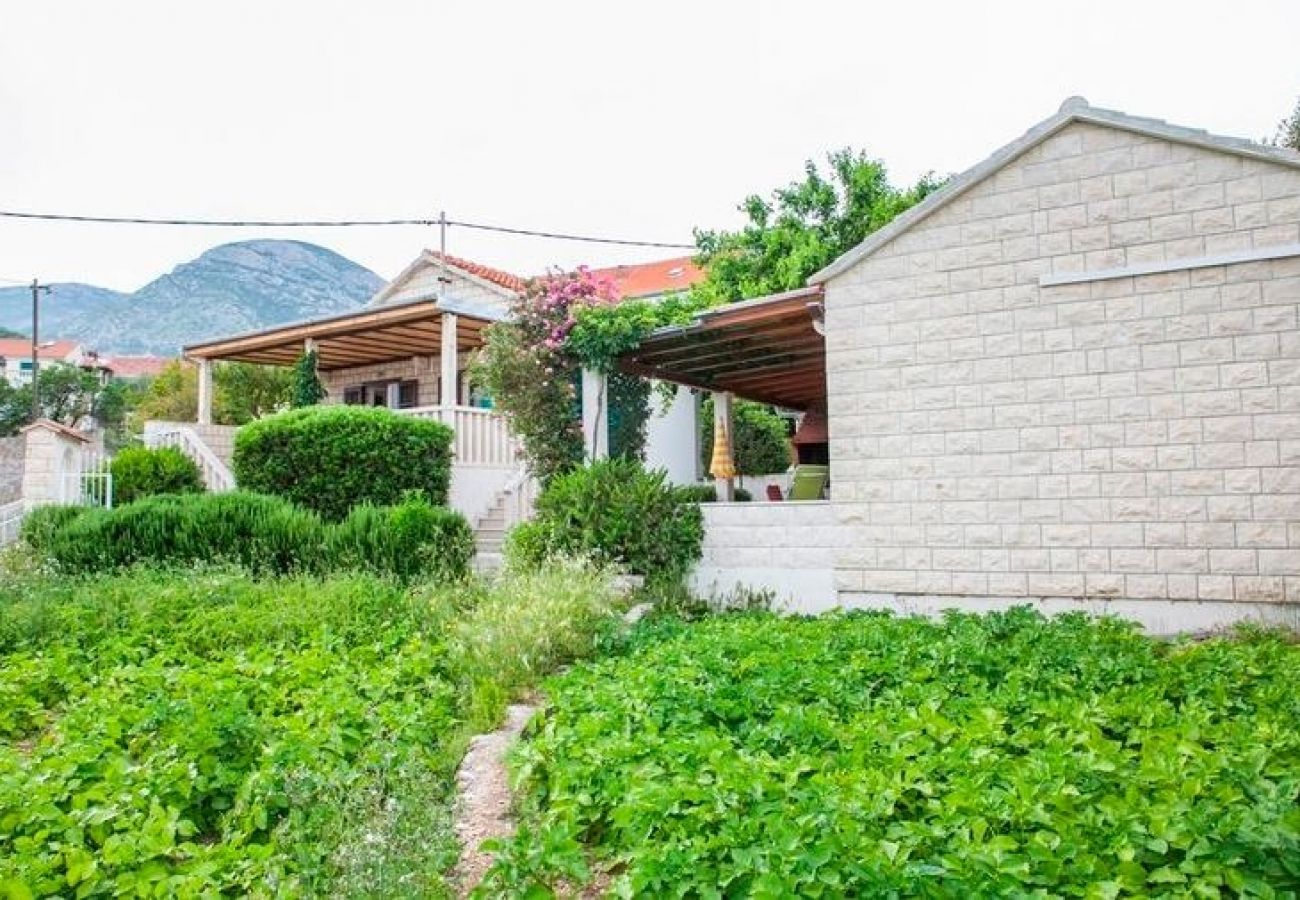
[109,445,205,505]
[233,406,454,521]
[25,492,472,581]
[674,484,752,503]
[505,459,703,584]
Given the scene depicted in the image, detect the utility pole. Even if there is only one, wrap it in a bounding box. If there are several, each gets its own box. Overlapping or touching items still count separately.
[437,209,449,302]
[29,279,51,421]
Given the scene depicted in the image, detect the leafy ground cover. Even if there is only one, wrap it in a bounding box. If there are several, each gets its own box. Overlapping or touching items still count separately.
[0,562,622,897]
[485,609,1300,897]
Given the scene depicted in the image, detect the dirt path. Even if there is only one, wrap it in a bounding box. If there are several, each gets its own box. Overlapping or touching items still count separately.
[452,703,537,896]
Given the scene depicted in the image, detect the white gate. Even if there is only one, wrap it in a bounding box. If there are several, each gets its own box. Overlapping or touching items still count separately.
[61,448,113,509]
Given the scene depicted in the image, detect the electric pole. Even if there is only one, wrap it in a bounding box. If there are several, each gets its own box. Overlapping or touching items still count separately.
[30,279,51,421]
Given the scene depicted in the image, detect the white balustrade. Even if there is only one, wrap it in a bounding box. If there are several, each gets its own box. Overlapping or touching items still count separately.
[144,426,236,492]
[401,405,519,469]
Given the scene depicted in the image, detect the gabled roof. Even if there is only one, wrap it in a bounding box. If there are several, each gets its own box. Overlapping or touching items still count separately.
[20,418,91,443]
[810,96,1300,285]
[368,250,526,307]
[589,256,704,299]
[0,338,81,360]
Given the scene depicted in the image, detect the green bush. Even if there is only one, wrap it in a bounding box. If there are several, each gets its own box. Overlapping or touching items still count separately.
[487,610,1300,896]
[232,405,454,521]
[674,484,752,503]
[109,445,205,504]
[331,497,474,582]
[700,397,791,478]
[31,493,473,581]
[513,459,703,584]
[19,503,92,552]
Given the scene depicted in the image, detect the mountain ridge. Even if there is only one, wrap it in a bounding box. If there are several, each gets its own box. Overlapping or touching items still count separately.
[0,240,385,355]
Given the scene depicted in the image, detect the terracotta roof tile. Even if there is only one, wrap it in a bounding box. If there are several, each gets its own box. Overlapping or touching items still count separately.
[588,256,704,300]
[0,338,81,360]
[427,251,528,294]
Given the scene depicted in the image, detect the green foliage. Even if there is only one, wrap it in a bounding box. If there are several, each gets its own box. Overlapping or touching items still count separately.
[19,503,92,551]
[1270,95,1300,151]
[606,370,651,462]
[673,484,752,503]
[566,292,709,372]
[291,349,326,408]
[330,497,474,582]
[693,148,943,304]
[486,610,1300,896]
[511,458,704,584]
[0,364,133,437]
[26,492,473,581]
[0,564,624,896]
[233,405,453,521]
[130,359,293,428]
[700,396,792,477]
[109,445,205,505]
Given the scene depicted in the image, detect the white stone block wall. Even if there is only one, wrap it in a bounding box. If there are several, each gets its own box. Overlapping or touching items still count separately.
[691,501,837,612]
[319,351,476,407]
[824,121,1300,608]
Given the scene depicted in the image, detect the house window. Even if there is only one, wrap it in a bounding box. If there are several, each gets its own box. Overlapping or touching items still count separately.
[342,379,419,409]
[343,387,364,405]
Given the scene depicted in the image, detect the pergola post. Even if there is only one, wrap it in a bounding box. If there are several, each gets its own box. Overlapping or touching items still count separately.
[196,358,213,425]
[440,312,458,413]
[581,368,608,461]
[712,390,735,501]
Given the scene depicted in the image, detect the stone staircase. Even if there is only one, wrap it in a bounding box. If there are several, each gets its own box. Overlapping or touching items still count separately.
[472,492,509,571]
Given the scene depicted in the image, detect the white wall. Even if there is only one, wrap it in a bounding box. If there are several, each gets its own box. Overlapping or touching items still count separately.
[645,384,699,485]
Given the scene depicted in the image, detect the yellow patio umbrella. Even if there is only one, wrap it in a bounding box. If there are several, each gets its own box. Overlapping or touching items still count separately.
[709,414,737,480]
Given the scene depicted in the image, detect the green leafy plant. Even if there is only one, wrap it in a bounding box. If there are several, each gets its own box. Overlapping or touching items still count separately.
[673,484,752,503]
[506,458,704,585]
[291,348,326,408]
[232,405,453,520]
[27,492,473,581]
[484,610,1300,896]
[108,445,205,504]
[700,396,791,480]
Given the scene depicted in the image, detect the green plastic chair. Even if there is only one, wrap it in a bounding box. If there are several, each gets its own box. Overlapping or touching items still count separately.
[788,464,829,501]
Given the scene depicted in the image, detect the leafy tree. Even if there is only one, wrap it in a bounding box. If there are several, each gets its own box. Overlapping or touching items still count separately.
[699,396,791,482]
[693,148,943,303]
[291,349,326,408]
[1271,95,1300,151]
[0,364,133,437]
[131,360,292,427]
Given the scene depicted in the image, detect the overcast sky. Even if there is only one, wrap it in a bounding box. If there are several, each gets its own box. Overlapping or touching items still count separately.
[2,0,1298,293]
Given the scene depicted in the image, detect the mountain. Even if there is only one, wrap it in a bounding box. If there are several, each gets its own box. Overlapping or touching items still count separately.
[0,240,385,355]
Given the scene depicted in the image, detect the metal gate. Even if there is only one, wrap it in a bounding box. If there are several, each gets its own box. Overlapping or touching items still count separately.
[61,449,113,509]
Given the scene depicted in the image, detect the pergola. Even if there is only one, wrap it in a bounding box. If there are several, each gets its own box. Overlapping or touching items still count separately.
[615,285,826,499]
[181,296,503,423]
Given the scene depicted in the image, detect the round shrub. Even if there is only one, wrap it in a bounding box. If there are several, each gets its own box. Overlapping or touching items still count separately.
[330,496,474,582]
[110,445,205,505]
[19,504,92,553]
[232,406,454,521]
[517,458,703,584]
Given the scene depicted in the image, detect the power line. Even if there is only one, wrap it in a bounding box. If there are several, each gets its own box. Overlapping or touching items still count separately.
[0,207,696,249]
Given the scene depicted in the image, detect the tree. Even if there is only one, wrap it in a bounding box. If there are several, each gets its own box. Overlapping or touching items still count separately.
[291,349,326,408]
[700,396,791,482]
[693,148,943,303]
[0,364,134,438]
[1271,96,1300,152]
[130,360,292,428]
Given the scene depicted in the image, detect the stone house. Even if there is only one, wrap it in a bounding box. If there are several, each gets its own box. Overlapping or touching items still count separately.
[625,98,1300,633]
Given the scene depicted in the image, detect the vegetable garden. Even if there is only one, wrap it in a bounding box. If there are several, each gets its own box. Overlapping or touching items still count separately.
[484,610,1300,897]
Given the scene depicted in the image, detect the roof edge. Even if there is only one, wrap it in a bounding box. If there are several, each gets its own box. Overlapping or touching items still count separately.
[809,98,1300,285]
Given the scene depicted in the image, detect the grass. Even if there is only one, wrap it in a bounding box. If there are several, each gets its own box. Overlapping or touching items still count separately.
[0,559,624,897]
[482,609,1300,897]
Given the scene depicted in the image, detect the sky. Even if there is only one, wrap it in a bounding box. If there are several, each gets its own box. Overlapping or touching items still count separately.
[1,0,1298,293]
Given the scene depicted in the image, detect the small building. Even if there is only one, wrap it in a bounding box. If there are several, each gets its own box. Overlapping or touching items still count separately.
[623,98,1300,634]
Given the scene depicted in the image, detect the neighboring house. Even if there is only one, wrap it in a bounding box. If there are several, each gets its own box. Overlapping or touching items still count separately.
[0,339,99,387]
[622,97,1300,634]
[159,251,706,554]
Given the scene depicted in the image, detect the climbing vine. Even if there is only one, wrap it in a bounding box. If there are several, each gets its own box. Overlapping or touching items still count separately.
[291,349,326,408]
[475,269,709,483]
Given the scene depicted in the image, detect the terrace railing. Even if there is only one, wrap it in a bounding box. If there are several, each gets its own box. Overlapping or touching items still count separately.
[400,405,519,469]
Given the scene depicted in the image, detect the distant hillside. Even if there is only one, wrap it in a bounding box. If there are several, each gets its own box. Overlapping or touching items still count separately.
[0,240,385,355]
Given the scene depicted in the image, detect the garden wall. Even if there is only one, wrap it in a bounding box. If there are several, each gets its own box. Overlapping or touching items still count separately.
[0,436,23,504]
[691,501,837,612]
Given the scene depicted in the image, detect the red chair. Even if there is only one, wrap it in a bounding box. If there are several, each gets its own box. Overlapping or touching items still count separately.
[766,484,784,502]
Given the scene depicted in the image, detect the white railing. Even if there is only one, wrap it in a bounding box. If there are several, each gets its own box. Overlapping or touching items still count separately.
[402,405,520,469]
[501,465,539,529]
[61,449,113,508]
[145,426,236,492]
[0,500,23,546]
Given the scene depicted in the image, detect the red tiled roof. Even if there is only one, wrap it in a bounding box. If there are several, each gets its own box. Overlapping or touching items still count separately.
[103,355,173,378]
[0,338,81,360]
[588,256,704,300]
[428,251,528,294]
